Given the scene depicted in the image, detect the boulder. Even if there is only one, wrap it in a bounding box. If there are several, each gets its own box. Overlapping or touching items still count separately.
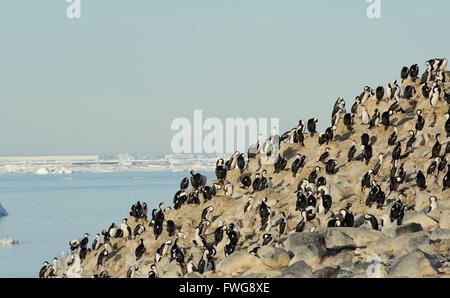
[285,233,326,266]
[331,250,353,268]
[280,261,313,278]
[402,211,439,230]
[329,227,384,247]
[259,246,291,269]
[324,229,356,250]
[383,223,423,238]
[430,229,450,241]
[329,183,348,199]
[216,252,261,275]
[389,249,439,278]
[312,266,339,278]
[414,191,431,212]
[365,236,396,254]
[406,234,430,252]
[440,210,450,229]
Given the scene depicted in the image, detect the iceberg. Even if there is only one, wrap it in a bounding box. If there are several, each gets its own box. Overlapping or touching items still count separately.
[0,203,7,217]
[0,239,22,246]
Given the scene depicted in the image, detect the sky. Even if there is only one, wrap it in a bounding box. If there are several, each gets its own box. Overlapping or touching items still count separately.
[0,0,449,156]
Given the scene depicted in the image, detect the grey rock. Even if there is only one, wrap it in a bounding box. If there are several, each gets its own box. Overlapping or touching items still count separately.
[366,236,396,254]
[440,210,450,229]
[329,227,384,247]
[430,229,450,241]
[325,229,356,250]
[329,183,348,199]
[281,261,313,278]
[389,249,439,278]
[312,266,339,278]
[407,234,430,252]
[402,211,439,230]
[285,233,326,265]
[384,223,423,238]
[259,246,291,269]
[331,250,353,267]
[216,252,261,275]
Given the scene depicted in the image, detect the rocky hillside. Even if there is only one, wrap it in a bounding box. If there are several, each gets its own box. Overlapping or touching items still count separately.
[42,58,450,278]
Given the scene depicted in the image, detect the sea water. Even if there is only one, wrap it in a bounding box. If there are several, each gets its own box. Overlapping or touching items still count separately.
[0,171,214,278]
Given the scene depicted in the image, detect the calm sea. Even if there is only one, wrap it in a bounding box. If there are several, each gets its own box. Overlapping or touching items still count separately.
[0,171,214,278]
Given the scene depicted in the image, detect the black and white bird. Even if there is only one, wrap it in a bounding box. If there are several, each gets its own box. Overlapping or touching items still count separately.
[431,134,442,159]
[339,209,354,227]
[364,214,379,231]
[39,261,49,278]
[415,110,425,132]
[193,227,207,248]
[261,233,275,246]
[406,130,417,150]
[214,223,228,245]
[427,157,440,177]
[325,159,338,175]
[348,140,357,162]
[343,112,355,131]
[240,175,252,189]
[148,264,158,278]
[155,240,172,263]
[307,118,318,136]
[97,250,108,269]
[319,148,331,163]
[416,170,427,190]
[308,166,320,184]
[387,127,398,147]
[180,177,189,190]
[372,153,384,176]
[291,154,306,177]
[237,153,246,174]
[401,67,409,81]
[428,196,438,213]
[361,170,373,192]
[80,233,89,249]
[135,239,146,261]
[201,206,214,221]
[409,64,419,78]
[381,110,393,131]
[215,159,227,182]
[278,212,287,236]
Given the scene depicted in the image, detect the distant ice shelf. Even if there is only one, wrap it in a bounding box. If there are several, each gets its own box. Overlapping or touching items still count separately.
[0,153,225,175]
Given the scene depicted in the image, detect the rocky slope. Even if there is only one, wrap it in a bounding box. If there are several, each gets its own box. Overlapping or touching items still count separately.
[45,58,450,278]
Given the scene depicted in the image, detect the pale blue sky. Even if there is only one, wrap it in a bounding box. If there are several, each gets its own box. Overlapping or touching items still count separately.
[0,0,449,156]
